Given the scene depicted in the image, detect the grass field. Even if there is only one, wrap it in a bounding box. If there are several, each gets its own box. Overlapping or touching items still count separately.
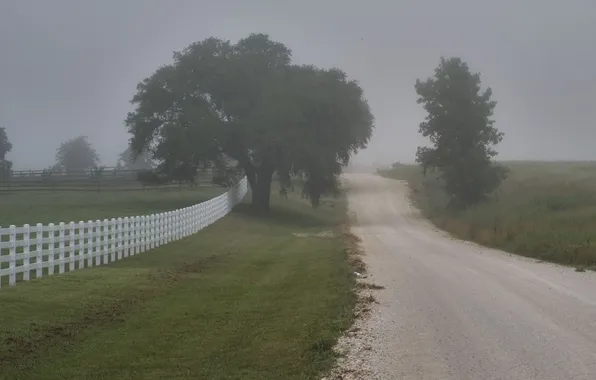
[379,161,596,268]
[0,190,356,379]
[0,186,225,226]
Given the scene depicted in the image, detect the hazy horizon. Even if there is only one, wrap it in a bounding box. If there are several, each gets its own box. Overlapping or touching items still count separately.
[1,0,595,169]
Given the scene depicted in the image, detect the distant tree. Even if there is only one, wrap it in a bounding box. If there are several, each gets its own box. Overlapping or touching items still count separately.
[0,127,13,181]
[125,33,374,212]
[415,57,506,208]
[55,136,99,173]
[48,163,62,173]
[117,147,154,171]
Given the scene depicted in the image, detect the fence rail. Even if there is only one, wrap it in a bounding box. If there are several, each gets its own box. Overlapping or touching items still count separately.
[0,167,242,192]
[0,177,248,289]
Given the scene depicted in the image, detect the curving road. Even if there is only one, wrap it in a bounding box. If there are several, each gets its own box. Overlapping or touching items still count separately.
[344,173,596,380]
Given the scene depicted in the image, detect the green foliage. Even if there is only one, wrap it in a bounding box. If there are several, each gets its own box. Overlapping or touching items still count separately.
[0,127,13,181]
[55,136,99,173]
[117,147,154,170]
[125,33,374,211]
[415,57,506,208]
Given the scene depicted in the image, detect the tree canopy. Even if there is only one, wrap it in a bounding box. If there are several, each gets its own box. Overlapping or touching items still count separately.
[55,136,100,172]
[415,57,506,208]
[125,33,374,211]
[117,147,154,171]
[0,127,13,180]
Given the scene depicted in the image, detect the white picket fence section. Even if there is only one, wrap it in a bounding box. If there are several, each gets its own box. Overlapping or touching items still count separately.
[0,177,248,289]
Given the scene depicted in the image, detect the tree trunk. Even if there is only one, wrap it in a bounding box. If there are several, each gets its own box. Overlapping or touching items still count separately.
[232,150,276,213]
[250,168,273,213]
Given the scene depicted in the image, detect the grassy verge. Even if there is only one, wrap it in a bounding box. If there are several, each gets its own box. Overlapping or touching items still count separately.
[379,161,596,267]
[0,190,355,380]
[0,187,225,226]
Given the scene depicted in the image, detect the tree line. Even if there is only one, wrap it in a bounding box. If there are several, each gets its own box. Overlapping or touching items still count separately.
[124,33,505,211]
[0,133,154,177]
[3,33,506,210]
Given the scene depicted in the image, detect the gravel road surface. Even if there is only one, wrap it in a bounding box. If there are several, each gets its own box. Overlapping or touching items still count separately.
[342,173,596,380]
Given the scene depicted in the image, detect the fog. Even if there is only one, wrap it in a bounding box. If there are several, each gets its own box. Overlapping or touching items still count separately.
[1,0,595,169]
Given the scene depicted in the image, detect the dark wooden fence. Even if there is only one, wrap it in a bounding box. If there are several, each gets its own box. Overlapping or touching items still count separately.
[0,167,242,192]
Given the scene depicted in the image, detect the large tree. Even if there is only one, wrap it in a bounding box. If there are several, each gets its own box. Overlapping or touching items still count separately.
[415,57,506,208]
[0,127,13,181]
[126,34,374,211]
[55,136,100,172]
[117,147,154,170]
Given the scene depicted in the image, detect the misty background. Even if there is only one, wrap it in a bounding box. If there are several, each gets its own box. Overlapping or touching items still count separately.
[1,0,595,170]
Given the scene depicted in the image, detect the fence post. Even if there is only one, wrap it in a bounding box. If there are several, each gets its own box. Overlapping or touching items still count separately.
[167,212,172,242]
[147,215,151,249]
[186,208,191,236]
[78,221,85,269]
[36,223,43,279]
[133,216,140,255]
[136,216,142,253]
[48,223,55,275]
[141,215,147,251]
[179,209,184,238]
[1,226,4,289]
[164,212,169,244]
[158,213,164,246]
[58,222,66,274]
[186,208,189,236]
[171,211,176,242]
[130,217,135,256]
[110,218,116,262]
[146,214,150,250]
[89,220,96,267]
[102,219,109,264]
[172,210,180,241]
[9,225,16,286]
[23,224,30,281]
[192,206,196,234]
[201,203,206,231]
[137,215,143,253]
[150,214,155,249]
[123,217,129,258]
[190,206,195,234]
[117,218,123,260]
[95,220,101,266]
[171,211,176,241]
[181,209,185,238]
[172,211,177,241]
[161,213,166,246]
[168,212,173,243]
[197,205,202,231]
[177,210,182,240]
[69,222,75,272]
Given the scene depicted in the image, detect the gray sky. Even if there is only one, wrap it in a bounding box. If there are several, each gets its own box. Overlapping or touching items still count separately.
[1,0,595,169]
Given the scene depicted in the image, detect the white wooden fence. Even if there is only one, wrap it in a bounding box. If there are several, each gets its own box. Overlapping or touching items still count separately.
[0,177,248,289]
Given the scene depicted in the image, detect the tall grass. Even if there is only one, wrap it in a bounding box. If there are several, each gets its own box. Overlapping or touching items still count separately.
[379,161,596,267]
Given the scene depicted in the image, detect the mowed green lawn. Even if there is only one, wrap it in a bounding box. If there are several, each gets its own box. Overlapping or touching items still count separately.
[0,186,225,226]
[0,191,355,380]
[380,161,596,267]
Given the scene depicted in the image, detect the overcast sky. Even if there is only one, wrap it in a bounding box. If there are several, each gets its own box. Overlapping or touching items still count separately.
[1,0,595,169]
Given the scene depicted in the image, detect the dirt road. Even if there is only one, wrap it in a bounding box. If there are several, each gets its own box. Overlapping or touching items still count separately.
[343,173,596,380]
